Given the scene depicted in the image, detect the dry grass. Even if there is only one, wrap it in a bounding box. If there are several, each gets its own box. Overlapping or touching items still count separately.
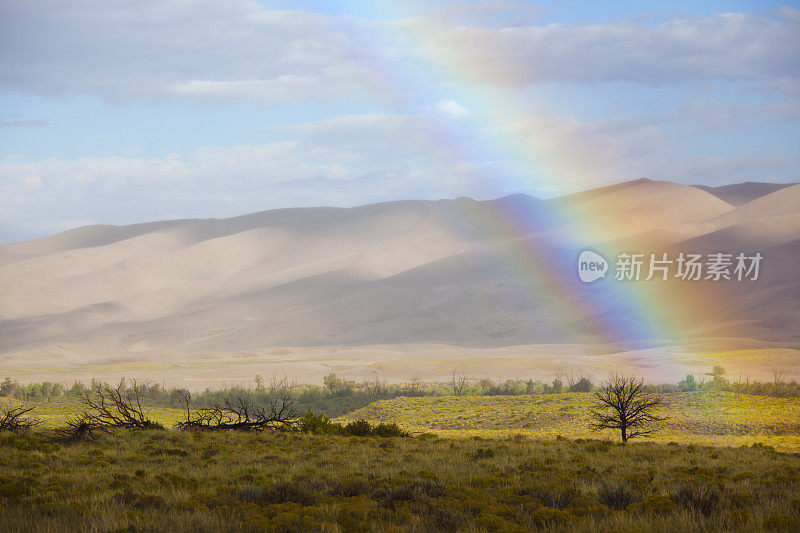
[2,389,800,531]
[342,391,800,451]
[2,428,800,532]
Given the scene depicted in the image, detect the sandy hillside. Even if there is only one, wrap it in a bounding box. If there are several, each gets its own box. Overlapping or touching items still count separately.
[694,181,797,206]
[1,179,798,385]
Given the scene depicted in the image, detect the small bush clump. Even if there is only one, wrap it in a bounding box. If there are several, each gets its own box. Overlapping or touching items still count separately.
[764,514,800,531]
[344,419,373,437]
[673,484,721,516]
[529,507,576,528]
[473,447,495,459]
[565,495,610,517]
[521,484,581,510]
[299,411,409,437]
[628,495,678,515]
[598,482,640,510]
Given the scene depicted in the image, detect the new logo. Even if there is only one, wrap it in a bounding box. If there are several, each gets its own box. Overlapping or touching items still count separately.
[578,250,608,283]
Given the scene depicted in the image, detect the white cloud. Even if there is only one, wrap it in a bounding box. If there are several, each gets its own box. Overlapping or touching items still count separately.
[501,109,799,190]
[0,113,482,241]
[406,11,800,87]
[23,175,43,187]
[0,0,381,103]
[0,3,798,241]
[3,105,795,241]
[1,2,797,105]
[427,1,541,28]
[435,99,470,118]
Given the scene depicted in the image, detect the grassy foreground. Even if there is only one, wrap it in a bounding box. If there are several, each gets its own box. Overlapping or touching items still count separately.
[2,390,800,531]
[343,391,800,451]
[2,429,800,532]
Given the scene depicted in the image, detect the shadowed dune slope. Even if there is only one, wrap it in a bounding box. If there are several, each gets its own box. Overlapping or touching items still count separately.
[1,179,798,356]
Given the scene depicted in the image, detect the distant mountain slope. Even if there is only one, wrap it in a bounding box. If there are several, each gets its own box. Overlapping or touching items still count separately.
[0,179,798,356]
[693,182,797,206]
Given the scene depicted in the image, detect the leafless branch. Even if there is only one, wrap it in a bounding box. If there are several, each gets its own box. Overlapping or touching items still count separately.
[177,377,298,431]
[0,406,39,432]
[589,374,667,442]
[451,369,467,396]
[50,416,109,444]
[80,379,161,429]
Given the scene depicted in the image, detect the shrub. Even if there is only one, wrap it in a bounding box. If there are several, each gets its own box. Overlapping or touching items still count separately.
[679,374,699,391]
[236,485,265,503]
[0,477,35,500]
[727,491,756,509]
[475,514,523,532]
[565,495,609,517]
[372,423,409,437]
[597,482,639,510]
[521,484,580,509]
[764,514,800,531]
[585,440,611,453]
[299,412,408,437]
[673,484,721,517]
[529,508,575,528]
[344,420,373,437]
[473,447,495,459]
[427,506,469,531]
[723,509,752,528]
[372,480,445,509]
[328,476,372,497]
[299,410,342,435]
[570,377,593,393]
[628,495,678,515]
[263,478,321,506]
[115,489,166,509]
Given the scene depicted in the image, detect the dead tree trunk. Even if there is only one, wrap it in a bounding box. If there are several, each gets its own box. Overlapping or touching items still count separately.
[80,379,162,430]
[177,377,297,431]
[0,406,39,432]
[589,374,666,442]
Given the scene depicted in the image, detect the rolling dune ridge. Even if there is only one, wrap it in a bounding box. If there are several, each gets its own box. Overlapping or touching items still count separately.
[1,179,798,385]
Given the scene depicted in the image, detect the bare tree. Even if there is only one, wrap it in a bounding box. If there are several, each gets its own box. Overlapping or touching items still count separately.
[50,416,107,444]
[589,375,666,442]
[407,376,422,396]
[451,369,467,396]
[364,376,388,398]
[177,376,297,431]
[80,379,161,429]
[0,406,39,431]
[570,373,594,392]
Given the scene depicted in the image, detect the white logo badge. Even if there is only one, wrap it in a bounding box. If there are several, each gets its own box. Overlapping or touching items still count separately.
[578,250,608,283]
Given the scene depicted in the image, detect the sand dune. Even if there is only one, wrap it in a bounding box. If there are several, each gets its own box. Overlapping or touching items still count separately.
[694,181,798,207]
[1,179,798,383]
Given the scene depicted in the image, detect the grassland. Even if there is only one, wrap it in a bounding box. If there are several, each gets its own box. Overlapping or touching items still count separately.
[0,396,187,431]
[342,391,800,451]
[3,390,800,531]
[8,390,800,450]
[2,428,800,532]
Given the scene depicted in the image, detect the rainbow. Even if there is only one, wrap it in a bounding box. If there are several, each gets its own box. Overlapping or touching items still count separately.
[325,3,686,351]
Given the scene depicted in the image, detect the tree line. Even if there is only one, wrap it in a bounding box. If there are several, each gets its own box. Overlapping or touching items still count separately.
[13,368,797,443]
[2,366,797,414]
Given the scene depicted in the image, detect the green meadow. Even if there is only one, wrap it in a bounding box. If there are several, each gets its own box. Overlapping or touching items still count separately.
[342,391,800,451]
[2,381,800,531]
[2,425,800,532]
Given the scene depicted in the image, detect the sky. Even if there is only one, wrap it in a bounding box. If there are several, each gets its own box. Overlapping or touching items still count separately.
[1,0,799,242]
